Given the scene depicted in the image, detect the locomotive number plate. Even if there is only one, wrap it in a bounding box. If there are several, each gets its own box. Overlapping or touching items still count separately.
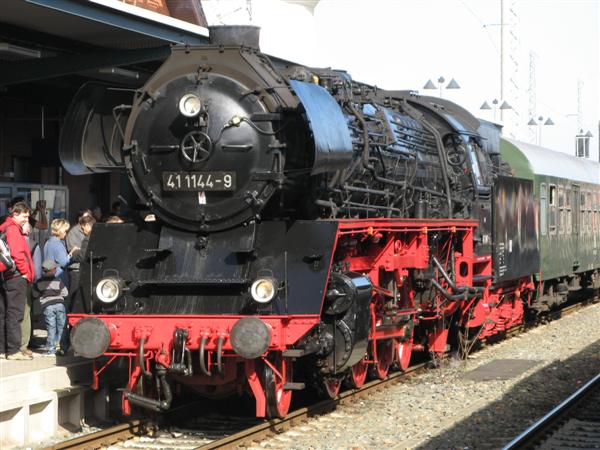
[162,171,236,191]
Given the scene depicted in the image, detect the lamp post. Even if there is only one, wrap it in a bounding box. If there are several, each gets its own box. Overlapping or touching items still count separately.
[423,76,460,99]
[480,98,512,121]
[528,116,554,146]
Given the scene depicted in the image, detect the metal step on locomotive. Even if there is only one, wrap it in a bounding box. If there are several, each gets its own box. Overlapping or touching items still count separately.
[60,26,600,418]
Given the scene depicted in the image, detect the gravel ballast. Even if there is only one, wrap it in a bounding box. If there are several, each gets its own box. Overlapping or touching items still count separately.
[248,302,600,450]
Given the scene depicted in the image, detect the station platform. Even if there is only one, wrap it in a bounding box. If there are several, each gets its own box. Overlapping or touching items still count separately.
[0,352,100,449]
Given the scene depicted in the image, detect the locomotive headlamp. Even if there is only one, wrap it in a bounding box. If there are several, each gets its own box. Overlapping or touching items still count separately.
[96,278,121,303]
[250,278,277,303]
[178,93,201,118]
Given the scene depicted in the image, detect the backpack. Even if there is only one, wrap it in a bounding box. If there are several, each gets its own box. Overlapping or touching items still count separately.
[0,231,14,273]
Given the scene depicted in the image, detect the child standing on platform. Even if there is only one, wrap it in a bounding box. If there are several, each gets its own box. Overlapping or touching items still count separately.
[33,259,68,356]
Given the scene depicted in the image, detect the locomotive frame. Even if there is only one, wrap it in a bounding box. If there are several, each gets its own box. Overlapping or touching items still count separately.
[71,218,495,417]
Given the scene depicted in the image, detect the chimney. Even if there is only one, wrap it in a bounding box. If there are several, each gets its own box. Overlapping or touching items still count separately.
[209,25,260,50]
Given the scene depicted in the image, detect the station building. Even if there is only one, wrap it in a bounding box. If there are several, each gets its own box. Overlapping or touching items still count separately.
[0,0,209,224]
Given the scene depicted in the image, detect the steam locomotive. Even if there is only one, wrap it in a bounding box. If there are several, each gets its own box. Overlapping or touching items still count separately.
[61,26,600,418]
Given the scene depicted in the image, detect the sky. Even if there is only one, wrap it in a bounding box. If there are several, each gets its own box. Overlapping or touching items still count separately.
[202,0,599,160]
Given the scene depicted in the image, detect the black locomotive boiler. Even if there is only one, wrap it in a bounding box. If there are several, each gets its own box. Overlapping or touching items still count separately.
[61,26,600,418]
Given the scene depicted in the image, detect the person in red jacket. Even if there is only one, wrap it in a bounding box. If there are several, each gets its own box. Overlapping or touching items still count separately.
[0,202,34,360]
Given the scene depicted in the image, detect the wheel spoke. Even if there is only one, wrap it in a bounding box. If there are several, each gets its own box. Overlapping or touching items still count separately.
[262,355,293,418]
[348,358,368,388]
[396,339,413,371]
[322,377,342,398]
[371,340,393,380]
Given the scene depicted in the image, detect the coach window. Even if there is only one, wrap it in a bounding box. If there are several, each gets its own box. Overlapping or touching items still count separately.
[593,194,596,232]
[540,184,547,235]
[549,184,557,234]
[566,187,572,234]
[588,193,593,232]
[593,192,596,232]
[581,192,588,234]
[596,193,600,232]
[584,192,589,232]
[592,194,600,232]
[558,186,564,234]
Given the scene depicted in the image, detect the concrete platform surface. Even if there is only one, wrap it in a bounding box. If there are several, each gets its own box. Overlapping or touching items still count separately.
[0,352,95,449]
[0,353,88,378]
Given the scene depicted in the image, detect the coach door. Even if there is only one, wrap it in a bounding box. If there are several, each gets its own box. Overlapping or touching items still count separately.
[573,185,580,268]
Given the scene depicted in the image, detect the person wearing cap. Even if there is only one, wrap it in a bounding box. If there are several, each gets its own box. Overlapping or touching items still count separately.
[32,259,68,356]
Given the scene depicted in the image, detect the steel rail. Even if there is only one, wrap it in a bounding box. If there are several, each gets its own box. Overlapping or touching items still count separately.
[199,295,599,450]
[505,298,594,339]
[195,362,429,450]
[44,364,427,450]
[46,420,144,450]
[45,292,599,450]
[502,371,600,450]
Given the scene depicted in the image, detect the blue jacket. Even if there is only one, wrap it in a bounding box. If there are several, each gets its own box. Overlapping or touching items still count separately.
[43,236,71,288]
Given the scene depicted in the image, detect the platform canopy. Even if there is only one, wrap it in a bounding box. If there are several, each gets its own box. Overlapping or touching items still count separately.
[0,0,209,89]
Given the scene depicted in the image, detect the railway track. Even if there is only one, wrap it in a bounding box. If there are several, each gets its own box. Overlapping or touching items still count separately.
[46,294,599,450]
[46,363,427,450]
[197,362,429,450]
[502,371,600,449]
[507,296,596,338]
[45,421,145,450]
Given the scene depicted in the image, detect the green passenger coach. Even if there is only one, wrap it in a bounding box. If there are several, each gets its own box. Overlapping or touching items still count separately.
[500,138,600,310]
